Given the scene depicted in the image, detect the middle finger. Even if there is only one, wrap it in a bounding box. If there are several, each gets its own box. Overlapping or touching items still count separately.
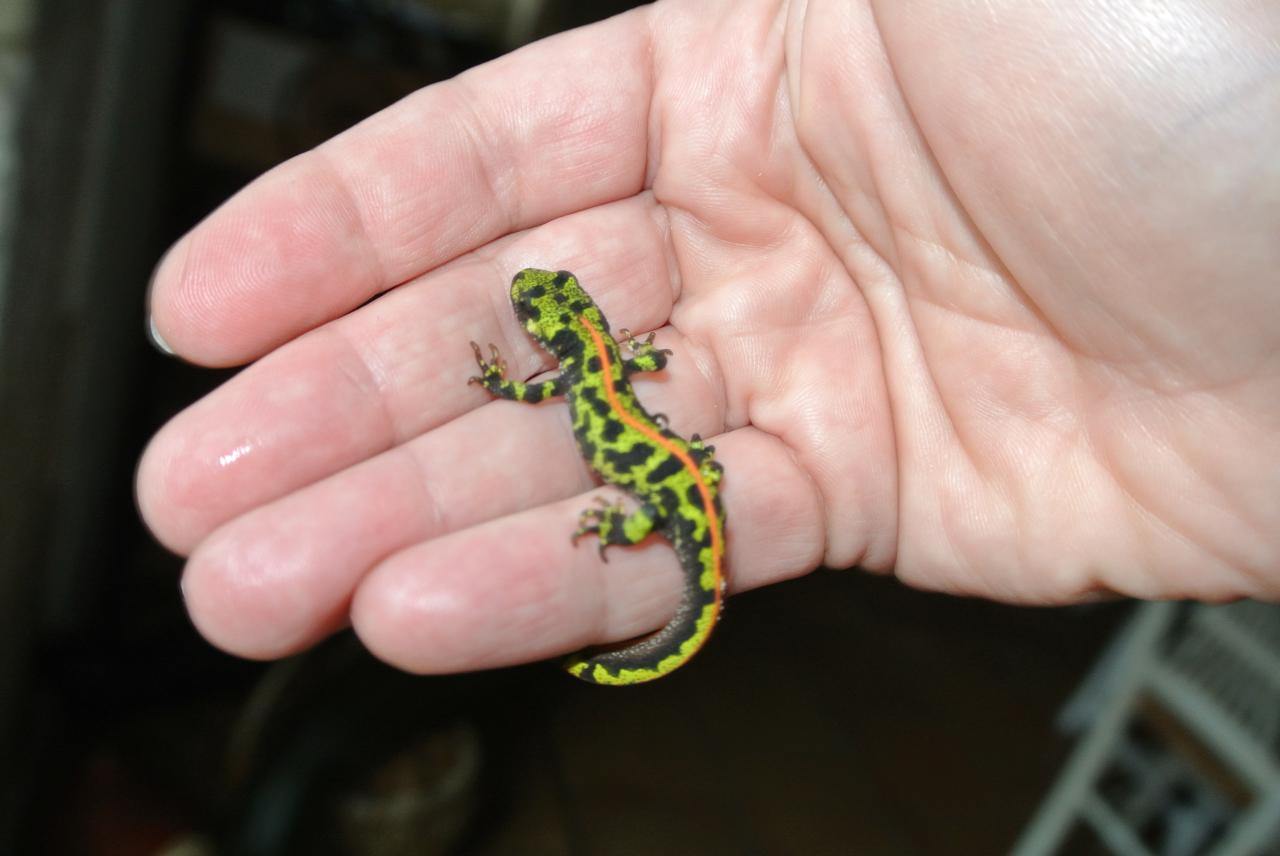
[179,322,724,659]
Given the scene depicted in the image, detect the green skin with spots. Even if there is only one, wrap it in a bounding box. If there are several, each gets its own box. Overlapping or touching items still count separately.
[469,269,726,685]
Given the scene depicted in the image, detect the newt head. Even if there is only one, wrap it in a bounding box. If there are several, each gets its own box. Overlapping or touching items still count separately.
[510,268,606,361]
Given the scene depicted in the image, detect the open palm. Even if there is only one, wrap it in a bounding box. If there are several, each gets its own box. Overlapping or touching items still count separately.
[138,0,1280,673]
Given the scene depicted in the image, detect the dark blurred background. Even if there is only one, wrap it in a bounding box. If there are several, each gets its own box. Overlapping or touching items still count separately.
[0,1,1134,854]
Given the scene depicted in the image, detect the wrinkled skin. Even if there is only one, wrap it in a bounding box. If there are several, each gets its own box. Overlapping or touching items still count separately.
[138,0,1280,673]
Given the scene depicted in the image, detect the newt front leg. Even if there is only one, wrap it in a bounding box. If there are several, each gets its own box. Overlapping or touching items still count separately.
[618,328,673,377]
[468,341,566,403]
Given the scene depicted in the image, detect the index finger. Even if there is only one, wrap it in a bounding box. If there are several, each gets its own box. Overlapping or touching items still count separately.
[148,8,654,366]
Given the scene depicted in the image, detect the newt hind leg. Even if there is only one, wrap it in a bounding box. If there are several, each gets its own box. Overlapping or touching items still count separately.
[573,496,662,560]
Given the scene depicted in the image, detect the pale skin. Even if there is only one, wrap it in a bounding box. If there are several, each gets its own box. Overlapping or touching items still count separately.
[138,0,1280,673]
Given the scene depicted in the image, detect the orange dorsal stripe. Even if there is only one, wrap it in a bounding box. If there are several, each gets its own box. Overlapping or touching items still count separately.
[580,316,723,616]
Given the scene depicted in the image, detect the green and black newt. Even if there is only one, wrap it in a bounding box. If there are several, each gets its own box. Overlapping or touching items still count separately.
[469,269,725,685]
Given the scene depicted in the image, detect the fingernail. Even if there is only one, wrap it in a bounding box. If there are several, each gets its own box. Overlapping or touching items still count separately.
[145,243,178,356]
[147,314,174,355]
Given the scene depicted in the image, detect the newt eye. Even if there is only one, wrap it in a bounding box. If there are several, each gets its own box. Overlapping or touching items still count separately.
[514,294,541,322]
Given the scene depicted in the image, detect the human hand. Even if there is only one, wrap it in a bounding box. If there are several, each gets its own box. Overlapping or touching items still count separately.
[138,0,1280,673]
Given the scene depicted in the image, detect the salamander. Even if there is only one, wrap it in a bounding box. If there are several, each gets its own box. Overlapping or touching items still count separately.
[468,269,726,685]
